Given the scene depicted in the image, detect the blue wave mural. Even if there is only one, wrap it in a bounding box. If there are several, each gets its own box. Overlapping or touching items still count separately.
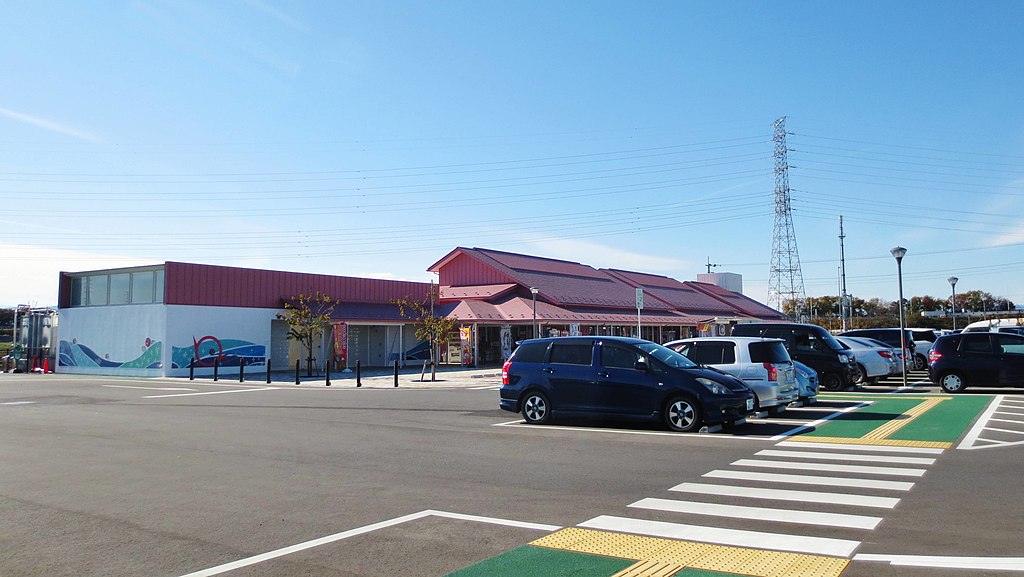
[59,340,163,369]
[171,337,266,369]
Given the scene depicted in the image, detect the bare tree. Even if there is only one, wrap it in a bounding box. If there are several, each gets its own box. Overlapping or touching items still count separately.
[392,286,458,381]
[277,292,338,377]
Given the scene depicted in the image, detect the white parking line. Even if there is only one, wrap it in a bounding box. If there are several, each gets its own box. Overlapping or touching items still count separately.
[579,515,861,557]
[755,449,936,465]
[144,387,275,399]
[704,470,915,491]
[854,553,1024,571]
[776,440,943,454]
[770,402,871,441]
[629,497,883,530]
[732,459,927,477]
[104,385,197,392]
[669,482,900,508]
[492,420,770,441]
[175,510,559,577]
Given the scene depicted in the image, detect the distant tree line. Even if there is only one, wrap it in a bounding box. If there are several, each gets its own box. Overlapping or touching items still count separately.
[785,291,1018,331]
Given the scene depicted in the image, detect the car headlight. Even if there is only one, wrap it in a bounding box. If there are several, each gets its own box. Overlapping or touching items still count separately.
[697,377,731,395]
[838,355,850,364]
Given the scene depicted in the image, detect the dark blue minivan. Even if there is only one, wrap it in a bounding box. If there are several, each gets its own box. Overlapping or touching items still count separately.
[499,336,755,432]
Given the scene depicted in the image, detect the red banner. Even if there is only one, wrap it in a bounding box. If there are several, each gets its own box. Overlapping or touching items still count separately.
[332,323,348,369]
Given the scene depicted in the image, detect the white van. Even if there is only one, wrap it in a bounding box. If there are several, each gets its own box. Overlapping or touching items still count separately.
[962,317,1024,335]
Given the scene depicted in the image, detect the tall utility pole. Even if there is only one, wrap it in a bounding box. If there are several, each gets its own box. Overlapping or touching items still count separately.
[767,117,806,318]
[839,215,849,331]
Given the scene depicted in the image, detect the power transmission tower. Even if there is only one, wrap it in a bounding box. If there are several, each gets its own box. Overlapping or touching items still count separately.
[767,117,806,318]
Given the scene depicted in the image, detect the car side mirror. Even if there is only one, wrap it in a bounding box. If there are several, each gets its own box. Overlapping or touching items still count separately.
[634,360,649,372]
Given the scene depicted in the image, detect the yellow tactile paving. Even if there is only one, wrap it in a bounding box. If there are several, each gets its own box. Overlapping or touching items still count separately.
[785,435,952,449]
[611,559,685,577]
[862,397,947,440]
[530,528,849,577]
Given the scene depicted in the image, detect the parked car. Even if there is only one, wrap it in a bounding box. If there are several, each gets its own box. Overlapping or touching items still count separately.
[908,328,939,361]
[963,317,1024,334]
[928,332,1024,393]
[836,336,898,385]
[839,328,920,370]
[664,337,798,415]
[730,323,857,391]
[499,336,755,432]
[791,360,819,404]
[845,335,906,375]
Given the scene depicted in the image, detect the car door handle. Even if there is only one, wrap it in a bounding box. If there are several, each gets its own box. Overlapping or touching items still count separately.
[542,368,554,374]
[597,371,609,378]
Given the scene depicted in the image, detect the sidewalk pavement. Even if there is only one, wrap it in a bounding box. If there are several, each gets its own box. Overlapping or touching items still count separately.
[178,365,504,389]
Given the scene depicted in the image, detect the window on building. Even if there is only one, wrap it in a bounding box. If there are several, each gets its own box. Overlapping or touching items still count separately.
[109,273,131,305]
[155,270,164,303]
[71,277,85,306]
[132,271,154,303]
[86,275,108,306]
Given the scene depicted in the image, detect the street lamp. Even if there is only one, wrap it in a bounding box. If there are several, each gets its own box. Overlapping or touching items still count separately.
[891,246,908,388]
[948,276,959,331]
[530,287,539,339]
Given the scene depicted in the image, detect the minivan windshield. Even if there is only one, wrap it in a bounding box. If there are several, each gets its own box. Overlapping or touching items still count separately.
[635,341,699,369]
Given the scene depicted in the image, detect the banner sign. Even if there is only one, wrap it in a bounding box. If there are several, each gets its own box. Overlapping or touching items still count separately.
[332,323,348,369]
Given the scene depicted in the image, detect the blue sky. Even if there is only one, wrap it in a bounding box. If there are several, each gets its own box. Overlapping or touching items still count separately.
[2,1,1022,309]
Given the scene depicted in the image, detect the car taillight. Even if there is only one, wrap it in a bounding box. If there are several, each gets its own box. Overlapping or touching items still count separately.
[928,350,942,364]
[501,359,512,385]
[878,350,892,359]
[763,362,778,382]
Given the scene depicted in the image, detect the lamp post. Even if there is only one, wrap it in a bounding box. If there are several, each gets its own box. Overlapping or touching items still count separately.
[948,276,959,331]
[891,246,908,388]
[530,287,539,339]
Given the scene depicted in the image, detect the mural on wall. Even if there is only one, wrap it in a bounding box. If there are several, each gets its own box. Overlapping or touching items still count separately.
[171,336,267,368]
[59,338,163,369]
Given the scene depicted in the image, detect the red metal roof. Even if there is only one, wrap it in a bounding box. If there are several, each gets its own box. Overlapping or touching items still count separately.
[603,269,739,315]
[687,282,787,319]
[440,284,516,300]
[164,262,431,309]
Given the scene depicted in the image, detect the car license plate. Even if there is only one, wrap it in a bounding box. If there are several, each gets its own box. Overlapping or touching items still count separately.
[746,398,754,411]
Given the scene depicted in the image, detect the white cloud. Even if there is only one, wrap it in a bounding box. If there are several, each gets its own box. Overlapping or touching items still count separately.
[0,244,155,307]
[524,238,690,272]
[0,106,101,143]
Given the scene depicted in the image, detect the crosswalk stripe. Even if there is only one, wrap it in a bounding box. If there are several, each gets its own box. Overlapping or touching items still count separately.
[669,482,900,509]
[733,459,927,477]
[629,497,883,530]
[776,440,943,454]
[756,449,936,465]
[704,469,915,491]
[579,515,861,557]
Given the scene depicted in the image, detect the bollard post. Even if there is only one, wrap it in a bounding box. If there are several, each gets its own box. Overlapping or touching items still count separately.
[356,360,362,388]
[394,359,399,387]
[295,359,300,385]
[239,358,245,383]
[266,358,272,384]
[325,360,331,386]
[213,357,219,382]
[189,357,195,380]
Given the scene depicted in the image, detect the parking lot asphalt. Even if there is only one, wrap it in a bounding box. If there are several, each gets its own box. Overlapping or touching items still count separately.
[1,369,1021,577]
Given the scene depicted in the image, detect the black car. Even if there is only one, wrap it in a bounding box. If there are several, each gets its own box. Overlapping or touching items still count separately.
[499,336,755,432]
[928,332,1024,393]
[731,323,857,391]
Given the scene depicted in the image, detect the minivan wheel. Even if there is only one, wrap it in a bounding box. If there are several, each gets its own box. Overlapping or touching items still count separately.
[914,354,927,371]
[521,391,551,424]
[664,397,702,433]
[821,372,844,392]
[939,371,967,394]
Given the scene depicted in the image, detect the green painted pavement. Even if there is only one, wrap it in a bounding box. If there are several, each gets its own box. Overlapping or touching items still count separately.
[810,394,992,442]
[445,545,748,577]
[445,546,632,577]
[889,394,991,442]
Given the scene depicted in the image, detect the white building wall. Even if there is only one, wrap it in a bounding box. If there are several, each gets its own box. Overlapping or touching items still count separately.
[57,304,166,377]
[164,305,279,377]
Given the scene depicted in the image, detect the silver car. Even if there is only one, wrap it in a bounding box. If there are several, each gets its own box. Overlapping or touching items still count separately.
[665,337,798,414]
[837,336,899,384]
